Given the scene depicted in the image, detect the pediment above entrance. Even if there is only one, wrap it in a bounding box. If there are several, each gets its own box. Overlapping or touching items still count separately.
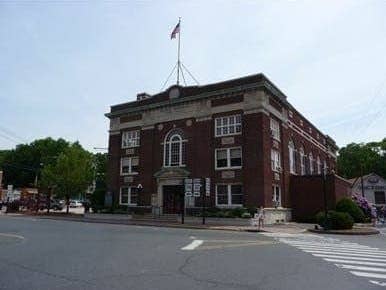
[154,167,190,179]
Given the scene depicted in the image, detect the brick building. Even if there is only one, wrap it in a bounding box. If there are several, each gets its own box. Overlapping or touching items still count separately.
[105,73,338,220]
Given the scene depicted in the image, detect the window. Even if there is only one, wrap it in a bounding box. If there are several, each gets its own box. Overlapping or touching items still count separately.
[270,118,280,141]
[272,184,281,207]
[375,191,386,204]
[215,147,242,169]
[271,150,281,172]
[309,153,314,175]
[216,184,243,206]
[120,157,139,175]
[215,115,242,137]
[122,130,140,148]
[288,140,296,174]
[317,156,322,174]
[299,147,306,175]
[323,160,328,174]
[164,131,187,167]
[120,187,138,205]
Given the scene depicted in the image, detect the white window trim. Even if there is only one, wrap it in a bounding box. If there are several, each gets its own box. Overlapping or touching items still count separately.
[300,148,306,176]
[288,142,296,174]
[215,147,242,170]
[214,114,242,137]
[270,118,280,141]
[119,187,137,206]
[272,184,282,207]
[163,134,187,168]
[317,156,322,174]
[120,157,139,176]
[215,184,243,207]
[271,149,281,172]
[121,130,140,149]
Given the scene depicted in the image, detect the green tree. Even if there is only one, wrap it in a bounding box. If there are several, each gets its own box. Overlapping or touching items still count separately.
[90,153,107,211]
[337,138,386,179]
[41,143,94,213]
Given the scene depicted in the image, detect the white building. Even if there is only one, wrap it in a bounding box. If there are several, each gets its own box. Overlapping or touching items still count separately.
[350,173,386,206]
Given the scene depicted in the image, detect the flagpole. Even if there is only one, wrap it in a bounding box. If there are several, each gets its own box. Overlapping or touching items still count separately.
[177,17,181,86]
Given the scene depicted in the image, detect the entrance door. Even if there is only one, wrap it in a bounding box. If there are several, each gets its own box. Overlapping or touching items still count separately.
[163,185,184,214]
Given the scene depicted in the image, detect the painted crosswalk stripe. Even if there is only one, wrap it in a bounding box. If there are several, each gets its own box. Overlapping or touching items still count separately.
[350,271,386,279]
[304,250,386,258]
[296,246,384,254]
[313,254,386,262]
[324,258,386,267]
[335,264,386,273]
[181,240,203,250]
[285,241,375,250]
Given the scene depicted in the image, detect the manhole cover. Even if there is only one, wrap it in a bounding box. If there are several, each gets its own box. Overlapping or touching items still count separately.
[0,233,24,245]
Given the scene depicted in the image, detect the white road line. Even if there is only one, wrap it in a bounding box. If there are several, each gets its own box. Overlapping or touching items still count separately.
[304,250,386,258]
[181,240,203,251]
[370,280,386,286]
[296,246,384,254]
[335,264,386,273]
[314,254,386,262]
[324,258,386,267]
[350,271,386,279]
[286,242,374,250]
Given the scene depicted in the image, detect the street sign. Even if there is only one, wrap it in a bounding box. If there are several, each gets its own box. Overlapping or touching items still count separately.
[205,178,210,197]
[193,178,201,197]
[184,178,193,197]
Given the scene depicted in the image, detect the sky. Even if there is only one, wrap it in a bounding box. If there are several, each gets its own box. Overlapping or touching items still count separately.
[0,0,385,152]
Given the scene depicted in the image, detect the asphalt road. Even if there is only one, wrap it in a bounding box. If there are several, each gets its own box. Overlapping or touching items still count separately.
[0,215,385,290]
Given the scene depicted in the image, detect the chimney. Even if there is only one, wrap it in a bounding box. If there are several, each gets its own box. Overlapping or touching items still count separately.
[137,92,151,101]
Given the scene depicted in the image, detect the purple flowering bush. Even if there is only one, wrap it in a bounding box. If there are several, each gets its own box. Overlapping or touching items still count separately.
[352,193,377,219]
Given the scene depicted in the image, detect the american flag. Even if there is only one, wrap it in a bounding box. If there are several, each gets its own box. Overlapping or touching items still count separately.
[170,22,180,39]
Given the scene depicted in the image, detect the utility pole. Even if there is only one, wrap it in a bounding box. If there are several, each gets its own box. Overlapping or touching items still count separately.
[322,165,328,229]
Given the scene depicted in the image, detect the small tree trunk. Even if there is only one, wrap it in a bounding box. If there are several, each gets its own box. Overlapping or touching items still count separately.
[47,188,52,214]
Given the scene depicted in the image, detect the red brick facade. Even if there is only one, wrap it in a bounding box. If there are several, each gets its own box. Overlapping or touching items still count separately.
[105,74,338,214]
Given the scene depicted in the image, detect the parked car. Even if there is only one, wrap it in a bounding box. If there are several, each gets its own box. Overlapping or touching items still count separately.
[50,200,63,211]
[69,200,83,208]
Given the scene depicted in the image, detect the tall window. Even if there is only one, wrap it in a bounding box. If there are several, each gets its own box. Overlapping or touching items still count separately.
[215,115,242,137]
[270,118,280,141]
[317,156,322,174]
[164,130,186,167]
[215,147,242,169]
[122,130,140,148]
[309,153,314,175]
[120,187,138,205]
[323,160,328,175]
[216,184,243,207]
[271,150,281,172]
[288,140,296,174]
[120,157,139,175]
[272,184,281,207]
[299,147,306,175]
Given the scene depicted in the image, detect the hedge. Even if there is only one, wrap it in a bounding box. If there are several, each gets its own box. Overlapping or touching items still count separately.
[335,197,365,223]
[316,210,354,230]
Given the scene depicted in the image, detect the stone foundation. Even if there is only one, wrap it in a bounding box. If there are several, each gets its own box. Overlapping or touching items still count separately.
[264,208,292,224]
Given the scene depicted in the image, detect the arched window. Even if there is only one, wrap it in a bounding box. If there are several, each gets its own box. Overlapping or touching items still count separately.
[317,156,322,174]
[309,153,314,175]
[163,129,187,167]
[288,140,296,174]
[299,146,306,175]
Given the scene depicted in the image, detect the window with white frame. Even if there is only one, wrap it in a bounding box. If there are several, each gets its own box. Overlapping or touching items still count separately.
[309,153,314,175]
[323,159,328,174]
[272,184,281,207]
[215,115,242,137]
[317,156,322,174]
[164,131,187,167]
[120,156,139,175]
[215,147,242,169]
[288,140,296,174]
[122,130,140,148]
[270,118,280,141]
[271,149,281,172]
[299,147,306,175]
[120,186,138,205]
[216,184,243,206]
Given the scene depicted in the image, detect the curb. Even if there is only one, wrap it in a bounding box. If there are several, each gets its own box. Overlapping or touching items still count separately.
[308,228,379,236]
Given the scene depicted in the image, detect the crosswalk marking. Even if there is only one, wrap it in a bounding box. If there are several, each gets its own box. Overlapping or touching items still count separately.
[265,233,386,287]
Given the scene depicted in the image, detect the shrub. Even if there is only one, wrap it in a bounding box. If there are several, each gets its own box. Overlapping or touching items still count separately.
[231,207,247,217]
[316,210,354,230]
[241,212,252,218]
[336,197,365,223]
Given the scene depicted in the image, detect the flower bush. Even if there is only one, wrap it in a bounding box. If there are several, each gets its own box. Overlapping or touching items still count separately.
[352,193,377,219]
